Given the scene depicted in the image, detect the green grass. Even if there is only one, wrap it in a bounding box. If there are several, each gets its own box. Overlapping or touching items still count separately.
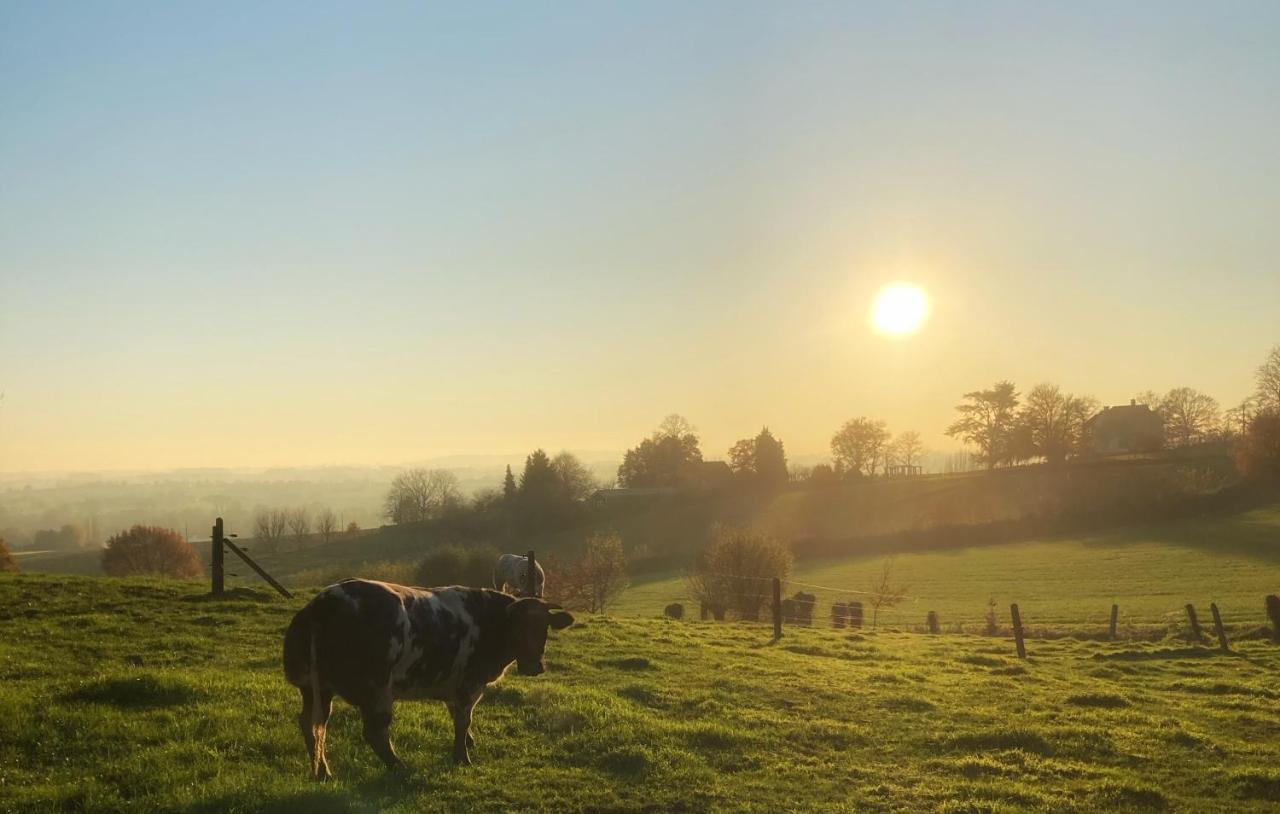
[615,502,1280,633]
[3,571,1280,812]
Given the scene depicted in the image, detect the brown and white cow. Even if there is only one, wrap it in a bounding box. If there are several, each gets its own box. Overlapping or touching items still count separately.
[282,578,573,779]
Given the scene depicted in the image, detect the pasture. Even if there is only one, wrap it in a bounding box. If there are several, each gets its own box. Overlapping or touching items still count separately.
[3,570,1280,813]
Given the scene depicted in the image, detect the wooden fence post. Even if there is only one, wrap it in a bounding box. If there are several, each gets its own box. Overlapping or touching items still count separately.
[700,601,708,621]
[1185,604,1204,642]
[927,611,939,634]
[1010,603,1026,659]
[772,577,782,638]
[1210,602,1230,652]
[1109,604,1118,640]
[1266,595,1280,643]
[526,550,537,597]
[211,517,225,597]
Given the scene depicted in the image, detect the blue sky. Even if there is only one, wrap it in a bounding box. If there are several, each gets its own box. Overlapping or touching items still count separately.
[2,1,1278,471]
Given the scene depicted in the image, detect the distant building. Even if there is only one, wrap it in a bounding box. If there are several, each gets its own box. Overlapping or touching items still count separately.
[1084,400,1164,455]
[684,460,733,489]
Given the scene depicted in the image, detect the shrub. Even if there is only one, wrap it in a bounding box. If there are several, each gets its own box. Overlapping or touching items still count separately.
[550,532,629,613]
[102,525,202,579]
[415,543,499,588]
[686,525,792,621]
[0,538,17,573]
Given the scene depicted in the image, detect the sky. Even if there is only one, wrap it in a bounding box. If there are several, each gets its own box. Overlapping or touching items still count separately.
[2,1,1278,473]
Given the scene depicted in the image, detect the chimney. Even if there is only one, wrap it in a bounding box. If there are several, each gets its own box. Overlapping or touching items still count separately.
[1130,399,1136,406]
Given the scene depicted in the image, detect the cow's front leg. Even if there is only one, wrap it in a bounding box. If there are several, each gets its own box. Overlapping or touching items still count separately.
[449,693,480,766]
[359,686,404,772]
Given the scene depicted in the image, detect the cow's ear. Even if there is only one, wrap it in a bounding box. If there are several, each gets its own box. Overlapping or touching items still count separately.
[549,610,575,631]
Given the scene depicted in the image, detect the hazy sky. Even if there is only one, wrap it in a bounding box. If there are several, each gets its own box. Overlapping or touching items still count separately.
[2,1,1278,473]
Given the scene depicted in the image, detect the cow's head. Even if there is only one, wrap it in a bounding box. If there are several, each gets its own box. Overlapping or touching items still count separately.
[506,597,574,676]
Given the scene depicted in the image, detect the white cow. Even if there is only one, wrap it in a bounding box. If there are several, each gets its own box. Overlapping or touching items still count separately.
[493,553,545,598]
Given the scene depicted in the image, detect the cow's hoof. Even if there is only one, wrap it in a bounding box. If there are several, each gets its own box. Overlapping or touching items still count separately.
[453,754,472,767]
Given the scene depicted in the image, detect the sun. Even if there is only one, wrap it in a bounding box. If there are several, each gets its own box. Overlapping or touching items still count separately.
[870,282,929,336]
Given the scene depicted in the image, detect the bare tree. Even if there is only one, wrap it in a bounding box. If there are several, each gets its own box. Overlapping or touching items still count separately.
[889,430,925,473]
[867,558,909,629]
[253,509,288,554]
[285,507,310,548]
[552,533,630,613]
[316,508,338,544]
[383,469,463,525]
[1256,345,1280,414]
[1016,383,1098,464]
[1159,387,1220,447]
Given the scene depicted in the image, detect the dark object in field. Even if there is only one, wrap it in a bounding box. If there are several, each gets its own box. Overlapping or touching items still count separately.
[791,592,816,626]
[1110,604,1119,640]
[847,601,864,630]
[1184,603,1205,643]
[283,579,573,780]
[1010,603,1026,659]
[831,602,847,629]
[1210,603,1230,652]
[1266,595,1280,643]
[664,603,684,619]
[927,611,939,634]
[781,598,797,624]
[709,603,726,621]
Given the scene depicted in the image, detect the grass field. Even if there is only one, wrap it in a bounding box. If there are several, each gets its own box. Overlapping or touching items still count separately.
[3,569,1280,813]
[616,501,1280,633]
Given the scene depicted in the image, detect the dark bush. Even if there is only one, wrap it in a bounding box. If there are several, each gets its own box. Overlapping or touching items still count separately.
[415,543,499,588]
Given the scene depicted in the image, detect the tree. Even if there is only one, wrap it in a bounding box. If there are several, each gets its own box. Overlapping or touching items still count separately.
[727,428,789,488]
[889,431,925,473]
[831,417,890,477]
[1256,345,1280,414]
[0,538,17,573]
[1159,387,1219,447]
[383,469,462,525]
[552,533,630,613]
[502,465,517,505]
[102,525,202,579]
[316,508,338,544]
[32,524,85,551]
[686,525,792,621]
[1237,410,1280,480]
[345,521,361,536]
[867,558,909,629]
[1016,384,1098,465]
[286,507,310,546]
[253,509,288,554]
[946,381,1020,469]
[617,415,703,487]
[551,451,598,502]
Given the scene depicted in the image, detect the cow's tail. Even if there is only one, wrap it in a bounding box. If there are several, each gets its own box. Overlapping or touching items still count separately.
[309,618,327,779]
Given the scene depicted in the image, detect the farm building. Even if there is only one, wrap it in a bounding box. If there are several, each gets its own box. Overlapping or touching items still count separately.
[1084,400,1164,455]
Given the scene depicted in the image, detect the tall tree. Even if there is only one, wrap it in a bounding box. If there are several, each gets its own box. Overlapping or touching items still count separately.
[502,465,517,505]
[383,469,462,524]
[1159,387,1220,447]
[551,451,598,502]
[726,428,788,488]
[1256,344,1280,414]
[945,381,1020,469]
[831,417,891,477]
[617,415,703,487]
[1017,383,1098,465]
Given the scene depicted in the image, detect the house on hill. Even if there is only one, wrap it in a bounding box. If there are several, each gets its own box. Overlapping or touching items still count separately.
[1084,400,1164,455]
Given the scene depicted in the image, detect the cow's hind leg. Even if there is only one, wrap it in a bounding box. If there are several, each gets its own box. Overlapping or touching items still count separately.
[446,701,476,750]
[297,685,334,781]
[359,687,404,772]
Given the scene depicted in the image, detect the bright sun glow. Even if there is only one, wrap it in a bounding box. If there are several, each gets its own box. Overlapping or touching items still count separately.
[870,282,930,336]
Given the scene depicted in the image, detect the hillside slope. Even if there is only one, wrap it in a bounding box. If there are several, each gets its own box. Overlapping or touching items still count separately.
[2,573,1279,812]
